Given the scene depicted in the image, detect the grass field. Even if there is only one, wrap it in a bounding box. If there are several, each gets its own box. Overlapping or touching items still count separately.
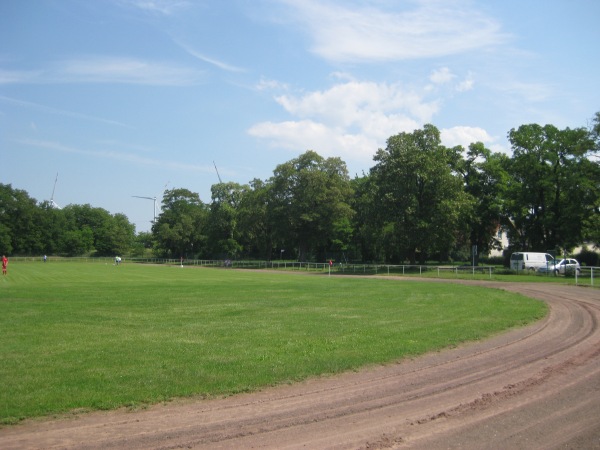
[0,261,547,424]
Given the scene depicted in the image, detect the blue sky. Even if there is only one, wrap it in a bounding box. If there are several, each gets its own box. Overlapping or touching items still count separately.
[2,0,599,233]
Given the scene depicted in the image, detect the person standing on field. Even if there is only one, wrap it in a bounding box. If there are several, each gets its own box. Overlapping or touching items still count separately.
[2,255,7,275]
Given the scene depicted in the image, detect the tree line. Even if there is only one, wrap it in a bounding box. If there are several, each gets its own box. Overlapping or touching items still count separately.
[0,191,136,257]
[2,114,599,264]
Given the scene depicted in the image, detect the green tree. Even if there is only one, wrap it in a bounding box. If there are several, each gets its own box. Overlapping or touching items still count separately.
[62,204,115,255]
[153,188,208,258]
[132,231,154,256]
[505,123,598,252]
[349,174,385,262]
[237,179,273,259]
[583,112,600,246]
[370,125,472,264]
[0,222,13,255]
[268,151,354,261]
[459,142,510,263]
[94,213,135,256]
[37,202,69,255]
[206,182,248,258]
[0,184,44,255]
[61,227,95,256]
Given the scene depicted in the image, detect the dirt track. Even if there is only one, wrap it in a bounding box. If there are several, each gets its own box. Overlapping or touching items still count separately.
[2,281,599,449]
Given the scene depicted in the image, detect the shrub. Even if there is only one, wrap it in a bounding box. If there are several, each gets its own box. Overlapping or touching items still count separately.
[575,248,599,267]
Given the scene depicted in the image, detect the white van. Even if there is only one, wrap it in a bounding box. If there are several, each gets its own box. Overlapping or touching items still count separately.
[510,252,554,272]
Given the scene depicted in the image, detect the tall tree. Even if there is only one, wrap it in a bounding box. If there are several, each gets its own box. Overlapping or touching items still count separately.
[0,184,43,255]
[62,204,116,255]
[38,201,69,255]
[459,142,510,263]
[153,188,208,258]
[584,112,600,246]
[350,174,386,262]
[370,125,472,264]
[268,151,354,261]
[207,182,248,258]
[94,213,136,256]
[506,123,598,252]
[237,179,273,259]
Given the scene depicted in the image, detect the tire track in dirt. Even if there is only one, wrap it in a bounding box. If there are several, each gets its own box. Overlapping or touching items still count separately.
[1,281,598,449]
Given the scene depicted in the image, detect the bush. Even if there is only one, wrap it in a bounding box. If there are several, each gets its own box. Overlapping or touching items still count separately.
[575,248,599,267]
[480,256,504,266]
[563,267,579,278]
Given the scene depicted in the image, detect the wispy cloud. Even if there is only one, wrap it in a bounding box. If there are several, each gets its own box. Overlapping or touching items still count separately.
[58,56,203,85]
[15,138,213,172]
[0,56,203,86]
[276,0,508,62]
[173,39,246,73]
[255,77,289,92]
[430,67,456,85]
[456,72,475,92]
[0,69,43,84]
[498,80,554,102]
[115,0,192,16]
[426,68,475,92]
[0,95,131,128]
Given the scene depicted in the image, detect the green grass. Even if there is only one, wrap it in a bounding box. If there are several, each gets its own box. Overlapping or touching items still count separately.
[0,262,547,424]
[331,264,597,286]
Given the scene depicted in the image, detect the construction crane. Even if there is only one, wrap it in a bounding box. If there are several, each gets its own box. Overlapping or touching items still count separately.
[213,161,223,183]
[49,172,61,209]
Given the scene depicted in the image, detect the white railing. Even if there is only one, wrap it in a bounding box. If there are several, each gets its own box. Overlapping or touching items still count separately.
[7,256,599,286]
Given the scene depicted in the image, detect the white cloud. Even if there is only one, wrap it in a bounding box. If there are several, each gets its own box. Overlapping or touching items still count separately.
[274,80,438,126]
[329,72,357,82]
[441,126,494,148]
[456,72,475,92]
[248,120,377,163]
[430,67,455,85]
[249,80,435,164]
[426,68,475,93]
[277,0,508,62]
[255,77,289,91]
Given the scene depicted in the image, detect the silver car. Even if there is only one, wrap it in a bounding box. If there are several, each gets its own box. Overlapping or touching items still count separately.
[552,258,581,275]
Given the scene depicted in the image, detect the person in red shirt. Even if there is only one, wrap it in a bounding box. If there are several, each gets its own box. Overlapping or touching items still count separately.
[2,255,7,275]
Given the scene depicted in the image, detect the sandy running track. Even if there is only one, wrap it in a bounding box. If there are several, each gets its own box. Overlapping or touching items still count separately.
[1,281,599,449]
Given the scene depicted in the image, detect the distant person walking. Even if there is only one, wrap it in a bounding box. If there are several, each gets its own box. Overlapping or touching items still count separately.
[2,255,7,275]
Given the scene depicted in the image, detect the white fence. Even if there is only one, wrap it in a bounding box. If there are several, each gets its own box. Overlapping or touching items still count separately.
[128,258,598,286]
[7,256,599,287]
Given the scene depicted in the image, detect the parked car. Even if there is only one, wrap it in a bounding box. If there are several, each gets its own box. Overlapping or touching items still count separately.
[537,263,556,274]
[510,252,554,271]
[551,258,581,275]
